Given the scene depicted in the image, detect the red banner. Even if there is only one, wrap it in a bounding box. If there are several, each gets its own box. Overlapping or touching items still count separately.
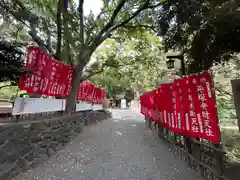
[188,72,220,143]
[155,86,167,126]
[19,47,74,97]
[172,79,184,134]
[140,92,154,119]
[140,94,148,116]
[93,87,106,104]
[151,89,160,122]
[140,71,220,144]
[140,95,144,115]
[77,80,91,101]
[146,91,154,121]
[76,80,105,104]
[155,86,165,125]
[19,47,105,104]
[161,83,173,128]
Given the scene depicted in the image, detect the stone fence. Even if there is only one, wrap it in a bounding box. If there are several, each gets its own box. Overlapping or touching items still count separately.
[0,110,112,180]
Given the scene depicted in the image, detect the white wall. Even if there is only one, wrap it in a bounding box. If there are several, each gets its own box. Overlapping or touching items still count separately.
[76,101,92,111]
[92,104,103,111]
[12,98,103,115]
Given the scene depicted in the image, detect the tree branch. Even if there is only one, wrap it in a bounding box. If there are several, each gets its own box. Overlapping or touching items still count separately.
[0,0,53,54]
[89,0,163,52]
[108,0,164,32]
[89,31,112,54]
[85,58,143,79]
[62,0,72,64]
[122,24,157,32]
[108,0,151,32]
[28,28,53,54]
[55,0,62,59]
[99,0,127,35]
[85,8,105,43]
[91,0,126,46]
[84,63,111,79]
[43,19,53,53]
[78,0,85,44]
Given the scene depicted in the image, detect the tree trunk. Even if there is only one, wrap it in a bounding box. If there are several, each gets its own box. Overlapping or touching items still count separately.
[65,50,91,114]
[55,0,62,59]
[65,65,83,114]
[62,4,72,64]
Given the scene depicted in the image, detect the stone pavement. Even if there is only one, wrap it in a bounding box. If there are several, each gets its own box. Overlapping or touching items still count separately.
[12,109,201,180]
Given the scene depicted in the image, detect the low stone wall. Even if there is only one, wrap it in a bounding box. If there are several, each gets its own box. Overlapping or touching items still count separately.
[0,110,111,180]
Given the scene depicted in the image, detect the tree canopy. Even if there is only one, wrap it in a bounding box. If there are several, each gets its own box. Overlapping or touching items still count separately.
[0,0,166,112]
[156,0,240,73]
[90,29,167,99]
[0,41,24,85]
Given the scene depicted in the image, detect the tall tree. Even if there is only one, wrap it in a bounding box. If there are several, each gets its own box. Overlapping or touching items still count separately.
[90,29,167,98]
[0,0,165,113]
[156,0,240,73]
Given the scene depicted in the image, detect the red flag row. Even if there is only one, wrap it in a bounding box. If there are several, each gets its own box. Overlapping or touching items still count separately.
[19,47,105,104]
[140,71,220,144]
[76,80,106,104]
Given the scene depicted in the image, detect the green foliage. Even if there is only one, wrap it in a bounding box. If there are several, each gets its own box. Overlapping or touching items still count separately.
[0,0,165,63]
[212,60,240,124]
[0,41,24,84]
[154,0,240,128]
[0,85,18,100]
[90,30,167,98]
[156,0,240,72]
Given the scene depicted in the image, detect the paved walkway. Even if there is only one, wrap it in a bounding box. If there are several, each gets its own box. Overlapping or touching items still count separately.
[13,109,200,180]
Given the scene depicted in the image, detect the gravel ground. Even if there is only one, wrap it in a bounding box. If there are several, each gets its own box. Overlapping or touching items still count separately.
[12,109,201,180]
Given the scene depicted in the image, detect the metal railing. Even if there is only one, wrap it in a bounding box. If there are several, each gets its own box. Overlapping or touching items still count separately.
[145,117,230,180]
